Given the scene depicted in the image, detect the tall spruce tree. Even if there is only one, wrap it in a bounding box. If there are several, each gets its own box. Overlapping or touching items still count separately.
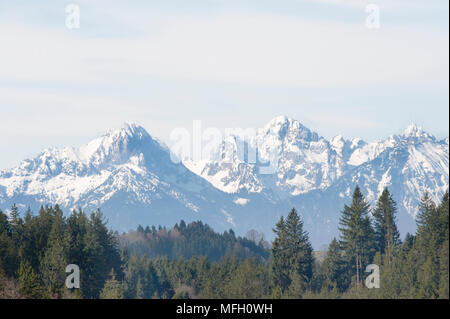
[40,206,68,296]
[338,186,375,289]
[81,209,123,298]
[412,192,444,298]
[271,208,313,294]
[271,216,290,291]
[416,192,436,237]
[436,191,449,249]
[9,204,24,253]
[320,238,347,292]
[0,209,17,277]
[438,191,449,298]
[285,209,313,286]
[373,188,400,263]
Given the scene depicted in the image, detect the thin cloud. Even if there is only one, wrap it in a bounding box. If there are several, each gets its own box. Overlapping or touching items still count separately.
[0,13,447,87]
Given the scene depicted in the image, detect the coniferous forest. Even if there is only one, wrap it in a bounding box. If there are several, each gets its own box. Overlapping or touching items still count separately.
[0,186,448,299]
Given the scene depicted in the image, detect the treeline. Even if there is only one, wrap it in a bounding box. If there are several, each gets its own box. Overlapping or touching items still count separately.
[0,206,122,298]
[0,186,448,299]
[119,221,269,261]
[314,187,449,298]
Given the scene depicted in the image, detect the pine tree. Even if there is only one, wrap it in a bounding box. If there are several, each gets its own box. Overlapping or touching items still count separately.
[436,191,449,248]
[17,260,43,299]
[321,238,347,292]
[9,204,21,230]
[271,216,291,291]
[338,186,376,289]
[156,268,174,299]
[438,238,449,299]
[0,210,17,277]
[287,272,305,299]
[271,208,313,294]
[40,207,68,296]
[40,241,67,296]
[416,192,436,228]
[143,261,159,299]
[9,204,24,252]
[437,191,449,298]
[373,188,400,264]
[0,209,11,236]
[413,192,442,298]
[100,270,124,299]
[285,209,314,285]
[225,257,269,298]
[417,256,438,298]
[66,209,88,269]
[81,209,123,298]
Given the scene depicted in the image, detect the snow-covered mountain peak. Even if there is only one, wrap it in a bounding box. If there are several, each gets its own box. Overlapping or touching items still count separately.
[102,122,150,144]
[0,121,219,215]
[266,115,291,126]
[74,123,154,168]
[401,123,434,142]
[403,123,422,136]
[261,116,319,142]
[347,124,442,167]
[1,123,173,183]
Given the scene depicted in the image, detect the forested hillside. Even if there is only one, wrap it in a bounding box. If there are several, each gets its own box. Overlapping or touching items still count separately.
[119,221,269,261]
[0,186,448,299]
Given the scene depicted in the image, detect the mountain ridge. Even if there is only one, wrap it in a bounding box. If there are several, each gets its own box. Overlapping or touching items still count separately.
[0,117,448,248]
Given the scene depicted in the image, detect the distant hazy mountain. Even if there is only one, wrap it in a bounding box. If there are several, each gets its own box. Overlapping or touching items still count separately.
[0,117,448,248]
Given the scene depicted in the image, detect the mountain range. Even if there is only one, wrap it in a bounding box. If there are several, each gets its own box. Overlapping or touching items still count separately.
[0,116,448,248]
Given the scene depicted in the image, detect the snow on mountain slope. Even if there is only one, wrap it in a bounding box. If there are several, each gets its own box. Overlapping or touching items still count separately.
[327,133,448,234]
[183,117,448,230]
[347,124,449,208]
[184,116,353,196]
[183,135,264,194]
[0,118,448,247]
[0,123,227,223]
[347,124,435,166]
[330,135,366,163]
[252,116,349,195]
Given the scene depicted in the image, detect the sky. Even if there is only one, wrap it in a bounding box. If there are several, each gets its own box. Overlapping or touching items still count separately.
[0,0,448,169]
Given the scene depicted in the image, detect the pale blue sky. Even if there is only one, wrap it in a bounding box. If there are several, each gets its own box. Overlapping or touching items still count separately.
[0,0,448,169]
